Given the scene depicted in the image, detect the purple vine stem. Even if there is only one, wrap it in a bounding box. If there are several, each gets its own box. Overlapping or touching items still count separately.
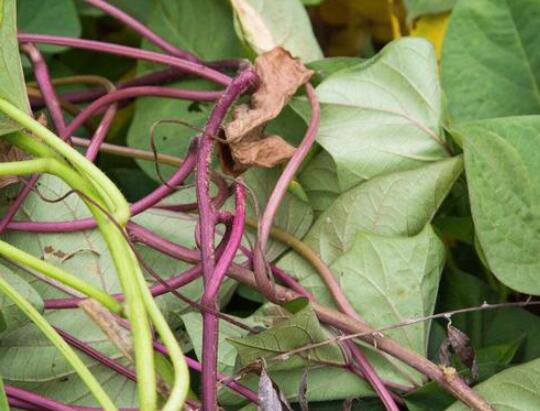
[7,142,198,233]
[29,62,245,109]
[63,86,221,138]
[346,341,401,411]
[253,83,320,298]
[202,183,246,300]
[85,102,117,161]
[54,327,136,382]
[5,385,139,411]
[200,182,246,411]
[45,264,202,309]
[6,397,42,411]
[152,340,259,405]
[245,83,398,408]
[21,43,66,134]
[84,0,199,62]
[17,33,231,86]
[0,43,69,235]
[29,68,184,107]
[125,227,409,398]
[193,68,258,410]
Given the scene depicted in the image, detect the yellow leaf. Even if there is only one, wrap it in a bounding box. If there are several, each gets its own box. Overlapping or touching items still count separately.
[410,12,450,59]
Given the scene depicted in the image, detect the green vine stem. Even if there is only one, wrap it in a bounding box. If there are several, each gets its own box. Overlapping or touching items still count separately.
[0,273,117,411]
[0,98,129,225]
[0,100,168,410]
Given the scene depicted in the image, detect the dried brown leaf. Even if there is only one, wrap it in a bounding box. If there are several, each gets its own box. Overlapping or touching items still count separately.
[448,324,478,380]
[258,368,293,411]
[80,299,134,361]
[219,47,313,175]
[439,324,478,381]
[0,140,29,189]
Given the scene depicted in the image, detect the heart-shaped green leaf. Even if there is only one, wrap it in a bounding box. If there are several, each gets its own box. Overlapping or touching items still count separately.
[456,116,540,295]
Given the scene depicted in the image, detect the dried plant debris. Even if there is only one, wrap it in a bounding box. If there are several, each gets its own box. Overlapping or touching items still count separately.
[439,324,479,381]
[219,47,313,175]
[0,139,29,189]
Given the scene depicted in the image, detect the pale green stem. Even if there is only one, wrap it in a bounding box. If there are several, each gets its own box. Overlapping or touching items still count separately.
[4,132,63,160]
[0,272,118,411]
[0,156,158,409]
[0,98,130,225]
[0,239,121,313]
[134,262,190,411]
[98,227,157,411]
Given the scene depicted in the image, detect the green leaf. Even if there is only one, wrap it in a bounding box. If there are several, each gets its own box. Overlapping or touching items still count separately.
[403,0,457,22]
[307,57,364,87]
[126,80,215,181]
[280,157,462,290]
[0,176,217,385]
[438,269,540,363]
[230,0,323,62]
[17,0,81,53]
[107,0,155,24]
[298,150,341,214]
[229,303,346,371]
[406,337,522,411]
[330,226,445,373]
[224,367,373,406]
[0,375,8,411]
[130,0,245,179]
[182,311,252,376]
[236,168,314,262]
[445,357,540,411]
[279,157,461,384]
[183,308,373,407]
[301,0,323,5]
[456,116,540,294]
[441,0,540,122]
[302,38,449,191]
[12,355,137,408]
[146,0,245,60]
[0,0,31,135]
[0,267,43,335]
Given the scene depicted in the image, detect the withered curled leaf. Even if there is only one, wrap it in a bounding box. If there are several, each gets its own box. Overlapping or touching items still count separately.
[439,324,478,381]
[0,140,29,189]
[219,47,313,175]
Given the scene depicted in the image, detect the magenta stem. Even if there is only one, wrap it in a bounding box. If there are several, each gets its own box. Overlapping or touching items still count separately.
[200,183,246,411]
[21,43,66,134]
[18,34,231,86]
[4,385,135,411]
[44,264,202,309]
[347,342,401,411]
[194,68,257,410]
[54,327,136,382]
[29,68,184,107]
[64,86,221,139]
[202,182,246,301]
[152,341,259,404]
[84,100,116,161]
[253,83,320,298]
[84,0,199,62]
[6,142,198,233]
[7,396,43,411]
[0,44,67,235]
[128,222,200,262]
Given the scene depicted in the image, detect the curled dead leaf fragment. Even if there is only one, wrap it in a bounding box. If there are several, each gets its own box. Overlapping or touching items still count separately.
[80,299,134,361]
[0,140,29,189]
[439,324,478,381]
[219,47,313,175]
